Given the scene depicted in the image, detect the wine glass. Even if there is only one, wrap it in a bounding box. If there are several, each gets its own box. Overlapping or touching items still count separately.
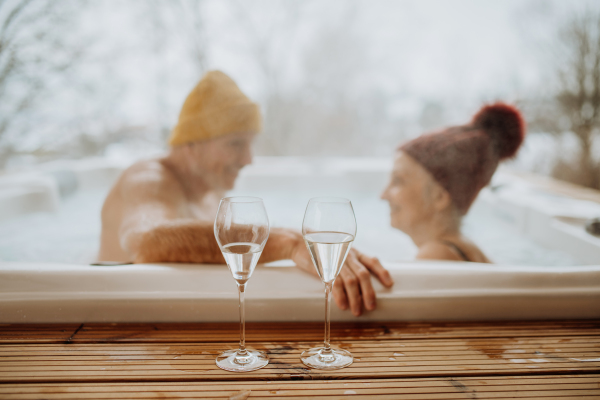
[300,197,356,370]
[214,196,270,372]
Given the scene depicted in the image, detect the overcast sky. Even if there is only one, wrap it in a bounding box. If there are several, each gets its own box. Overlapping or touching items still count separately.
[71,1,594,126]
[8,0,600,159]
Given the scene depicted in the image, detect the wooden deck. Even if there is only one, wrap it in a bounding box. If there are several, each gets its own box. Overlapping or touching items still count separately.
[0,320,599,399]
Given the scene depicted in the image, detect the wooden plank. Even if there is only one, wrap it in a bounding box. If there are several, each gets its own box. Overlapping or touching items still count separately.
[63,321,600,344]
[0,340,597,363]
[0,376,598,399]
[3,366,599,384]
[5,321,599,344]
[0,390,599,399]
[1,335,598,349]
[0,348,598,382]
[1,339,597,357]
[1,348,597,364]
[0,324,80,332]
[1,374,599,387]
[1,320,598,396]
[0,324,80,344]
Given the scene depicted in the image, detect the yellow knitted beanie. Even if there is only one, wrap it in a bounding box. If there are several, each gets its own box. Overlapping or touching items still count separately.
[168,70,262,146]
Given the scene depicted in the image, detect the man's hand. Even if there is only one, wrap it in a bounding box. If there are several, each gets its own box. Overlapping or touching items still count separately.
[333,249,394,316]
[289,236,320,278]
[290,239,394,316]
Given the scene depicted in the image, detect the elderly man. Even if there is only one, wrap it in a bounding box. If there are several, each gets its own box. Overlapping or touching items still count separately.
[98,70,392,316]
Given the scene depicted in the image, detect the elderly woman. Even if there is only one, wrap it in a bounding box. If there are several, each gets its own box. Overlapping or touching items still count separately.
[381,103,526,262]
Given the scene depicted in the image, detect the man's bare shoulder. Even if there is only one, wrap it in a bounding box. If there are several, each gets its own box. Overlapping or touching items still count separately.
[117,158,183,198]
[120,158,173,184]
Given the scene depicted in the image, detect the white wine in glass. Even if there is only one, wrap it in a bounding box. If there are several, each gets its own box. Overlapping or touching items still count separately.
[222,242,263,284]
[214,197,270,372]
[304,232,354,283]
[301,197,356,370]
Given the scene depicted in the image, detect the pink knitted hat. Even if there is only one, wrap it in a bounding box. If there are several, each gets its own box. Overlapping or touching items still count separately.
[400,103,526,214]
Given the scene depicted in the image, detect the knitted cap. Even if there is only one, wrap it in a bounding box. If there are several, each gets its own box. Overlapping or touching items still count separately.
[169,70,262,146]
[400,103,526,214]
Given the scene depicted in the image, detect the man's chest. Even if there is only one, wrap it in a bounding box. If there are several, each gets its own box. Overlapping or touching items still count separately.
[180,192,222,221]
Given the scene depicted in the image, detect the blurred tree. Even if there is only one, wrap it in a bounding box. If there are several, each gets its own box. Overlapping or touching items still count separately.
[0,0,82,168]
[142,0,208,142]
[229,0,306,156]
[531,11,600,189]
[229,0,390,157]
[174,0,207,72]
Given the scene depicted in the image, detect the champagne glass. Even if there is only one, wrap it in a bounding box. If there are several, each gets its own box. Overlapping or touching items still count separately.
[214,196,270,372]
[300,197,356,370]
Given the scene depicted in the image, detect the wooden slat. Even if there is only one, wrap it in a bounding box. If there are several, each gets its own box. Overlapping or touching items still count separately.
[1,321,598,398]
[61,321,600,344]
[0,324,80,344]
[0,338,598,382]
[5,321,599,344]
[0,376,599,399]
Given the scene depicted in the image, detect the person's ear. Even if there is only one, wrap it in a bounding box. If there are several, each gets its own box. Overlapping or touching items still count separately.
[431,184,452,212]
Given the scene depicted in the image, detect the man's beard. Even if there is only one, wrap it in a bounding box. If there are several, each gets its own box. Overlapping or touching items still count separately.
[196,168,239,191]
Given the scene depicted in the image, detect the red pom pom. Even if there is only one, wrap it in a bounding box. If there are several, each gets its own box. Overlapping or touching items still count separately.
[472,102,526,160]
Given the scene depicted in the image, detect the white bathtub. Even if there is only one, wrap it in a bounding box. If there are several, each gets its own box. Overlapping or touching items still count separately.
[1,261,599,323]
[1,156,599,323]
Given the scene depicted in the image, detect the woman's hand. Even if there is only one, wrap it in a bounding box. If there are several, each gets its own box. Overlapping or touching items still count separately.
[291,239,393,316]
[333,249,394,316]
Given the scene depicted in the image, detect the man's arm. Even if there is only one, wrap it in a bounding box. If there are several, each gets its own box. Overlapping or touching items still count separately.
[116,162,214,263]
[133,222,310,264]
[134,214,393,315]
[116,161,393,315]
[118,163,307,264]
[133,219,223,263]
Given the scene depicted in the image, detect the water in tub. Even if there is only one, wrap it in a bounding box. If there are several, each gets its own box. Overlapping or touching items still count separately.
[0,171,583,266]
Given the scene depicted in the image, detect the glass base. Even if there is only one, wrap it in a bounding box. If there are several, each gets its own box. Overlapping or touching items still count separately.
[300,347,353,370]
[215,349,269,372]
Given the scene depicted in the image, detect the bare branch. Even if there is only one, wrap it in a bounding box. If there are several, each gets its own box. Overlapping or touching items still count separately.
[0,0,34,39]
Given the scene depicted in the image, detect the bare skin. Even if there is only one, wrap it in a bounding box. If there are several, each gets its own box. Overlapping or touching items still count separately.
[381,151,491,263]
[99,132,393,316]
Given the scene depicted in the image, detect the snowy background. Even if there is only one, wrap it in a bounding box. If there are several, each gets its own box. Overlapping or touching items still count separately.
[1,0,599,173]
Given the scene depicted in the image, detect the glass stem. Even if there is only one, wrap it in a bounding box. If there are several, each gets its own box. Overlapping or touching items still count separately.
[238,282,248,355]
[323,281,333,353]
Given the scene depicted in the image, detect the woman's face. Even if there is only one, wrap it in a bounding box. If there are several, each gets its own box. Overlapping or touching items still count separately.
[381,152,436,233]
